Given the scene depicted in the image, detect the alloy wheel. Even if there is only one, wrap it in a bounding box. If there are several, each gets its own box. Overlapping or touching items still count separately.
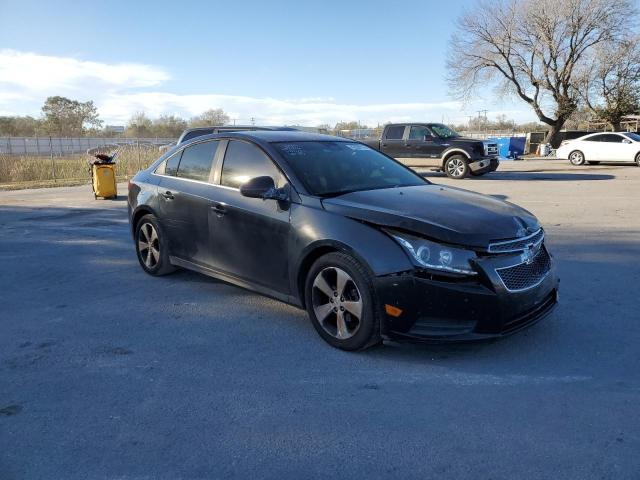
[447,157,466,177]
[569,151,584,165]
[138,223,160,269]
[311,267,363,340]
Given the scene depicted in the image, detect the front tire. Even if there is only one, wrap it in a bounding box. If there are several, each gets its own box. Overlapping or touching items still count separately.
[635,152,640,166]
[444,155,470,179]
[304,252,381,351]
[135,214,175,276]
[569,150,586,166]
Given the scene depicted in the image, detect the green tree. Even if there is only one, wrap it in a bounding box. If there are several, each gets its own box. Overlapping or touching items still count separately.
[152,114,188,138]
[334,121,368,131]
[125,112,153,137]
[189,108,230,127]
[41,96,102,136]
[0,116,43,136]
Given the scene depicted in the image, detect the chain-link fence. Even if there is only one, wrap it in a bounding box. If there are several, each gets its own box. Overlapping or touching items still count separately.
[0,140,173,190]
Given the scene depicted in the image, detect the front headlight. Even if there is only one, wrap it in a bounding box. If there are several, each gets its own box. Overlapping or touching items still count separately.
[386,229,477,275]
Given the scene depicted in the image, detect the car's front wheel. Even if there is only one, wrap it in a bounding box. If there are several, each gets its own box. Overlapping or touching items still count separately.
[635,152,640,166]
[135,214,175,276]
[444,155,470,179]
[569,150,586,166]
[305,252,381,351]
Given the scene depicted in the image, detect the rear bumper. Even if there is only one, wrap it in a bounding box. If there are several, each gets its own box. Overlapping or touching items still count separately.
[374,251,559,343]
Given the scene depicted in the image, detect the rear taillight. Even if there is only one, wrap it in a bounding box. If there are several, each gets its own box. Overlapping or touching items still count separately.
[128,179,133,191]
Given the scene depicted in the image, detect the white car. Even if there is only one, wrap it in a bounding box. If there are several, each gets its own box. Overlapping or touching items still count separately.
[556,132,640,166]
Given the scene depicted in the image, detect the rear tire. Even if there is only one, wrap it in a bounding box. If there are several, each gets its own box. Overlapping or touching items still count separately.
[444,155,470,179]
[135,214,175,276]
[569,150,586,166]
[635,152,640,166]
[304,252,381,351]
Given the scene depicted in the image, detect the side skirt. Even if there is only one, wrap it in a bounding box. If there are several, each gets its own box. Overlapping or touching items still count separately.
[169,256,303,308]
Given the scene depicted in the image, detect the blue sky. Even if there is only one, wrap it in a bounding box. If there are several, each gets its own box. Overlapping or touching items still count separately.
[0,0,531,126]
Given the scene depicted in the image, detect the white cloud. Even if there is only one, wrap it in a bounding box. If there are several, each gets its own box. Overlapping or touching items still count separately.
[0,49,169,93]
[98,91,465,126]
[0,49,536,126]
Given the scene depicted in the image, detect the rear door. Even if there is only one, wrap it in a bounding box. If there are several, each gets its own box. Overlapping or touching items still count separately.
[157,140,219,264]
[206,140,291,294]
[380,125,407,158]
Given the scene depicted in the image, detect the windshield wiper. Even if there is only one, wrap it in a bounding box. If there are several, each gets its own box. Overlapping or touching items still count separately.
[318,188,362,198]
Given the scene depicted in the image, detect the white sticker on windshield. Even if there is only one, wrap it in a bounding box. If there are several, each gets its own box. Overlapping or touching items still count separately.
[280,144,305,156]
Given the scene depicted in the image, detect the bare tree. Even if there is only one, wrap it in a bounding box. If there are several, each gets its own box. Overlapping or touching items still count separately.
[448,0,635,143]
[578,37,640,130]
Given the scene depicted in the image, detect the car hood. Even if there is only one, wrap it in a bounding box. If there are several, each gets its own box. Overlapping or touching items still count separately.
[321,184,540,248]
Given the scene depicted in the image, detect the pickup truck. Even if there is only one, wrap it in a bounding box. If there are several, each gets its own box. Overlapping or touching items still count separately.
[363,123,499,179]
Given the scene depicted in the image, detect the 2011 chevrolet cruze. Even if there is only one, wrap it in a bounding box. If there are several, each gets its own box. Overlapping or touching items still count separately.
[128,131,559,350]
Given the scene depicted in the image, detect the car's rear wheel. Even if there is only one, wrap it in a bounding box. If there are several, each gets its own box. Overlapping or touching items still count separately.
[444,155,470,179]
[135,214,175,276]
[305,252,381,351]
[569,150,586,166]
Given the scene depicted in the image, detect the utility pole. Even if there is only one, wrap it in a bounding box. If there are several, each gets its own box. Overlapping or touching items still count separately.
[250,117,256,126]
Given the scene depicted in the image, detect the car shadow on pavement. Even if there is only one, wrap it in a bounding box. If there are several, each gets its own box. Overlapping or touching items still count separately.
[418,171,615,181]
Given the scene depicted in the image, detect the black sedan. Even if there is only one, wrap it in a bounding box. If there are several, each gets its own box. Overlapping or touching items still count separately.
[128,131,558,350]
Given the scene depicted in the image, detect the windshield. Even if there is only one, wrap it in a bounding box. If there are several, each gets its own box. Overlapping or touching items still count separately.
[623,132,640,142]
[272,141,427,197]
[429,124,460,139]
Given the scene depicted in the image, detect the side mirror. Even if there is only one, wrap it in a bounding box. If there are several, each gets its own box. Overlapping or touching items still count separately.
[240,176,275,198]
[240,176,289,202]
[623,139,632,144]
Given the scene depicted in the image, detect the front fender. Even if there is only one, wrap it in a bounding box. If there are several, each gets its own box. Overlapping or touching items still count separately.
[288,203,413,302]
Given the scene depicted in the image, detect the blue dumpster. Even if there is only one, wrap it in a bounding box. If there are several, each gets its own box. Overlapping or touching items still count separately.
[487,136,526,159]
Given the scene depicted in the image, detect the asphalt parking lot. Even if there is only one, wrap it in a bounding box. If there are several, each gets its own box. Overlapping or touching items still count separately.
[1,159,639,479]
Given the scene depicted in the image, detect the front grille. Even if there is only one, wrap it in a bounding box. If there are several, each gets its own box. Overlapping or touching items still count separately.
[489,229,544,253]
[496,247,551,291]
[485,143,498,156]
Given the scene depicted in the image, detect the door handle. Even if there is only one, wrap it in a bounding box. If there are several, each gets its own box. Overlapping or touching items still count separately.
[161,190,174,200]
[210,203,226,216]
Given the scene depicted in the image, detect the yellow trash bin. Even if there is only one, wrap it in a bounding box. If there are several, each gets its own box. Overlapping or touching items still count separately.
[91,162,117,199]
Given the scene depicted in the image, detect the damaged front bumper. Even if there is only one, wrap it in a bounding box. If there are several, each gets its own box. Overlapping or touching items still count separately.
[374,249,559,342]
[469,157,500,174]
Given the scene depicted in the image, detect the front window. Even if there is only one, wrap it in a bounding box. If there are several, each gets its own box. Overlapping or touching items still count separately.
[623,132,640,142]
[409,126,431,140]
[429,124,460,139]
[273,141,427,197]
[221,140,284,189]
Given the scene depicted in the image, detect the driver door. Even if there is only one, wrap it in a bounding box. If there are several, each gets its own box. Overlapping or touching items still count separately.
[205,140,291,294]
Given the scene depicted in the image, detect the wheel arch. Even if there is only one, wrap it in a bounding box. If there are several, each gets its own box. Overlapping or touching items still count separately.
[130,205,158,236]
[441,148,471,168]
[295,240,373,309]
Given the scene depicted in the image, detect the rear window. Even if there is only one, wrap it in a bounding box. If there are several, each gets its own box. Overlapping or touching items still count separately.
[384,126,405,140]
[176,141,219,182]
